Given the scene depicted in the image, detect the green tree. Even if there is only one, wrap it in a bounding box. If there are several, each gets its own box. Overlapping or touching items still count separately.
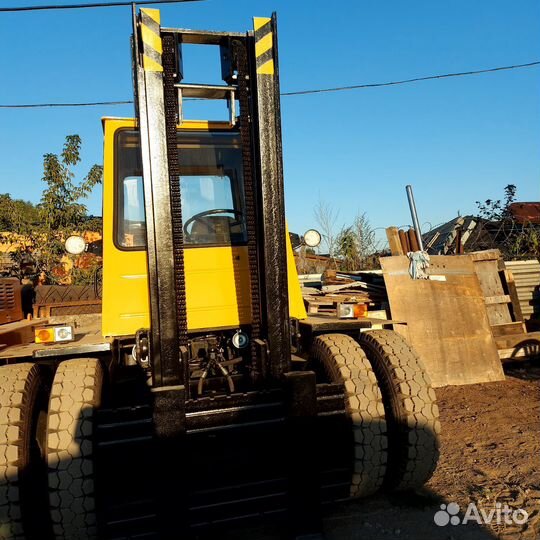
[6,135,102,283]
[83,216,103,234]
[335,213,377,271]
[472,184,540,260]
[39,135,102,230]
[0,194,39,234]
[475,184,517,221]
[336,226,359,271]
[353,212,376,262]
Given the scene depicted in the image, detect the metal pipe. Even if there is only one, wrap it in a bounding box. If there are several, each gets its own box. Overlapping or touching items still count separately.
[406,185,424,251]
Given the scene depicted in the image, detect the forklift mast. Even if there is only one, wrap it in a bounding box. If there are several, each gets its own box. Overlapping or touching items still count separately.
[132,8,292,398]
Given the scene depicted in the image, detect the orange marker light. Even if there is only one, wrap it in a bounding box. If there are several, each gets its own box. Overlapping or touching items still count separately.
[35,329,53,343]
[354,304,368,318]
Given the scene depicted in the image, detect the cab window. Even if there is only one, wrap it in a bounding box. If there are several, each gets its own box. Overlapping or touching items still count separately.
[115,130,247,249]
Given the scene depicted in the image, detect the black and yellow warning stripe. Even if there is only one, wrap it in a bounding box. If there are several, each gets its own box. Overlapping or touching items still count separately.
[140,8,163,72]
[253,17,274,75]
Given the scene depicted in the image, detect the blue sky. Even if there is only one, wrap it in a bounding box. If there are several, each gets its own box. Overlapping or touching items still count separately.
[0,0,539,248]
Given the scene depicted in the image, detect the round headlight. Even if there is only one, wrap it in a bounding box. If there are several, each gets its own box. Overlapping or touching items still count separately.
[65,235,86,255]
[303,229,322,248]
[232,330,249,349]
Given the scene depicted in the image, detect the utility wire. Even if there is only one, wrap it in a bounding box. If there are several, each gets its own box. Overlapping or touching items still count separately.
[0,0,201,12]
[0,100,132,108]
[282,61,540,96]
[0,98,208,108]
[0,61,538,109]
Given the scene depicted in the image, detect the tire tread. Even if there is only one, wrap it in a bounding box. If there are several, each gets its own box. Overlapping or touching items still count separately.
[0,363,40,540]
[312,334,387,497]
[47,358,102,540]
[358,330,440,490]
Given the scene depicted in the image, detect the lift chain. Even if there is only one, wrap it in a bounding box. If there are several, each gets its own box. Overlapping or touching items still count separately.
[162,33,189,356]
[233,38,262,373]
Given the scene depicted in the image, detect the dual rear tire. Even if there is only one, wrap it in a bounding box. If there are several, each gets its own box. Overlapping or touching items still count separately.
[0,364,45,540]
[312,330,440,498]
[0,359,102,540]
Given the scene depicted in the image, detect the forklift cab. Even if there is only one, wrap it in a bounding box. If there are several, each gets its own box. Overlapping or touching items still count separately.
[101,118,306,338]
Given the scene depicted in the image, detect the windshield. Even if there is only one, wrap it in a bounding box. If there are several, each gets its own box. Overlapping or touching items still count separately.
[115,130,247,248]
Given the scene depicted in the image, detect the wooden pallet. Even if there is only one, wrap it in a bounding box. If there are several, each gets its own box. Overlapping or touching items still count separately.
[470,250,540,362]
[470,250,513,326]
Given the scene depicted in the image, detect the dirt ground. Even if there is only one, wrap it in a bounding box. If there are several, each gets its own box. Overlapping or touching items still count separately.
[221,361,540,540]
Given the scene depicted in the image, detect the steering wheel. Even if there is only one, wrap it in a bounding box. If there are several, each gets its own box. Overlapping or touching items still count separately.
[183,209,244,236]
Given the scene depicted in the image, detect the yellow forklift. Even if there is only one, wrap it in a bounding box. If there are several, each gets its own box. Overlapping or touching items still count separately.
[0,8,440,539]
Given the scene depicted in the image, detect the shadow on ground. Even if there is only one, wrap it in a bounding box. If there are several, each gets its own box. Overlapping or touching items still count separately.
[504,359,540,381]
[206,488,499,540]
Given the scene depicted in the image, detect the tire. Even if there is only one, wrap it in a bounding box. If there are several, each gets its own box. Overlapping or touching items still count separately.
[358,330,441,491]
[311,334,387,497]
[0,363,43,540]
[47,359,103,540]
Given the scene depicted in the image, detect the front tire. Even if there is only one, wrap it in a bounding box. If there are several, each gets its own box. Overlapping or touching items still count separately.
[47,358,103,540]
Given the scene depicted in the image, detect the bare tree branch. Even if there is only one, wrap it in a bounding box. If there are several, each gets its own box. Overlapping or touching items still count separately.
[314,198,339,264]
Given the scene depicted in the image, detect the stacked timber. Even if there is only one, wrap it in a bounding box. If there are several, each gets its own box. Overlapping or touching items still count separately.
[322,270,387,302]
[302,270,388,316]
[386,226,421,255]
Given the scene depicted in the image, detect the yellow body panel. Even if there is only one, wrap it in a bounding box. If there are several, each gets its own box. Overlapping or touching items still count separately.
[101,118,306,337]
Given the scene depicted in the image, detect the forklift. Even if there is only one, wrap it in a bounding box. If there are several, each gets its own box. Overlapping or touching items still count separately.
[0,8,440,539]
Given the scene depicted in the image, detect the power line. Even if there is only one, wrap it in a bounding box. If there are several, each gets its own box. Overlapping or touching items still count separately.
[282,61,540,96]
[0,0,201,12]
[0,61,538,109]
[0,100,132,108]
[0,98,209,108]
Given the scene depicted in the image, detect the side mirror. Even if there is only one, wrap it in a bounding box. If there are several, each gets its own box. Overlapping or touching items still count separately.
[65,235,87,255]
